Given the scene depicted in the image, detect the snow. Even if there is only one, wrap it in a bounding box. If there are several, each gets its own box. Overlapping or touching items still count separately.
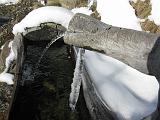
[88,0,95,7]
[69,49,84,110]
[4,41,16,72]
[38,0,45,5]
[96,0,142,31]
[0,41,16,85]
[0,0,19,5]
[0,44,5,50]
[130,0,145,3]
[84,50,159,120]
[148,0,160,25]
[71,7,92,16]
[12,6,74,35]
[0,72,14,85]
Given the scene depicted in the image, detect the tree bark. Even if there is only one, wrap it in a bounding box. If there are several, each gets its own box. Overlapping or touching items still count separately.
[64,13,160,75]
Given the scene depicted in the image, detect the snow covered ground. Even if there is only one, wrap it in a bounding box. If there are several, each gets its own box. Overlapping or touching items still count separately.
[0,0,19,5]
[96,0,142,31]
[148,0,160,25]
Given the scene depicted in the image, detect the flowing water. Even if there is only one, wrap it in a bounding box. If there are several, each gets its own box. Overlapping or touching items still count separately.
[32,33,64,80]
[9,31,92,120]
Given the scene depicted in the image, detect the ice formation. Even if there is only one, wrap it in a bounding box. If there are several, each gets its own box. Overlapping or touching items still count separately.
[69,49,85,110]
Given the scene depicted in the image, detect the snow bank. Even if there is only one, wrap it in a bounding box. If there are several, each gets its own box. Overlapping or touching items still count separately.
[12,6,74,35]
[0,0,19,5]
[148,0,160,25]
[96,0,142,31]
[84,50,159,120]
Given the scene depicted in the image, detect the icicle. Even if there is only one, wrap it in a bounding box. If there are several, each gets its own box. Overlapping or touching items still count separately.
[69,48,85,111]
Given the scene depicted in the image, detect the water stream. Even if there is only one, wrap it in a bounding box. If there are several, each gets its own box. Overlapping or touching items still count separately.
[32,33,64,80]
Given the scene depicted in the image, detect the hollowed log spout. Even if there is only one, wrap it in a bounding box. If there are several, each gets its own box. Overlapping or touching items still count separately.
[64,13,160,78]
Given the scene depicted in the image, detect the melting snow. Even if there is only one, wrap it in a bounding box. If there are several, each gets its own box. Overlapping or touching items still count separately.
[12,6,74,35]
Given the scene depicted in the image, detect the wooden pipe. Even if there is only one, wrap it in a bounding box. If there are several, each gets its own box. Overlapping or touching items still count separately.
[64,13,160,78]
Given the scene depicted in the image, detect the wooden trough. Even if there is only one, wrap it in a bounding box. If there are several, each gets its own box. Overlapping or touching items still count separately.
[2,13,160,120]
